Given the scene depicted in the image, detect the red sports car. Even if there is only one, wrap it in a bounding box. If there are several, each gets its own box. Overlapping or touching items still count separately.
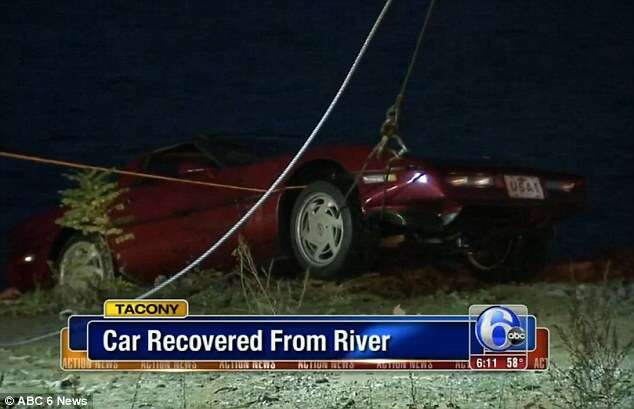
[6,135,585,291]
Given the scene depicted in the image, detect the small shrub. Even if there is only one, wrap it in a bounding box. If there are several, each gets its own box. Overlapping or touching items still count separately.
[53,169,129,291]
[55,169,127,237]
[549,285,633,409]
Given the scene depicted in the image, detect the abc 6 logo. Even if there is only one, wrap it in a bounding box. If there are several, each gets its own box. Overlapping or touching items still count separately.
[475,306,526,351]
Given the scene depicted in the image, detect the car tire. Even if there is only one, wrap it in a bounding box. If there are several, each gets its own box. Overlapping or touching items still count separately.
[57,234,115,290]
[289,181,376,279]
[467,228,550,282]
[506,230,550,281]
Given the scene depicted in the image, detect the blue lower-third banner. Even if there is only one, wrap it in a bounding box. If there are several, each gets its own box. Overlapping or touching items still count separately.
[60,300,550,371]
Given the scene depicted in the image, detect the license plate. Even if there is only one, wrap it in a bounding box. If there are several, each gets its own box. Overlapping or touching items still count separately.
[504,175,544,199]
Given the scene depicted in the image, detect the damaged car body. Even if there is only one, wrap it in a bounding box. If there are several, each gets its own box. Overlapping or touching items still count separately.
[6,134,585,291]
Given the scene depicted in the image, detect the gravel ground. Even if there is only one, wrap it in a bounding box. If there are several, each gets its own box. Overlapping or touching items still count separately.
[1,257,633,408]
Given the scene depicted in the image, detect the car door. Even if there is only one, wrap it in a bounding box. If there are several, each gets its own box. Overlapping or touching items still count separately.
[108,144,245,282]
[233,162,285,262]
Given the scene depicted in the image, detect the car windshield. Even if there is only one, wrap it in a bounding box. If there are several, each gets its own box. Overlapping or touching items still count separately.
[194,135,302,167]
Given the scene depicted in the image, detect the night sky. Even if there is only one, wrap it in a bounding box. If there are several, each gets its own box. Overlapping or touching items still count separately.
[1,1,633,281]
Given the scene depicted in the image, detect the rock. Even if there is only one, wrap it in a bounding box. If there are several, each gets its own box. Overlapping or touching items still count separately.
[381,234,405,248]
[60,375,79,388]
[342,398,355,408]
[257,393,279,403]
[50,374,80,390]
[393,304,407,315]
[214,386,238,394]
[8,355,31,361]
[58,309,76,321]
[0,287,22,300]
[153,275,167,287]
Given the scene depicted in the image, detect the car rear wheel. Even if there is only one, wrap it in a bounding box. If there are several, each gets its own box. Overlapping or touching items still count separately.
[290,181,375,279]
[57,234,115,291]
[467,228,549,282]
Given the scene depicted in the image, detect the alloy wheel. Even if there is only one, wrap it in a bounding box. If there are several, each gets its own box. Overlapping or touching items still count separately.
[59,240,109,289]
[295,192,344,267]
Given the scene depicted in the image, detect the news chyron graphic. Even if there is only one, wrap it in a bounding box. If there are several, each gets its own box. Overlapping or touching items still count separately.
[60,300,550,372]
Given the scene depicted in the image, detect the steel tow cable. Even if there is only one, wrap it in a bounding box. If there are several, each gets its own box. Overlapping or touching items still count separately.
[0,0,395,348]
[376,0,438,220]
[345,0,438,205]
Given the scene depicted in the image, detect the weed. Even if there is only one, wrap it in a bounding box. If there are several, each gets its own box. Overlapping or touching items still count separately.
[405,373,438,409]
[180,374,187,409]
[549,284,633,409]
[407,372,419,408]
[232,235,309,315]
[1,277,138,317]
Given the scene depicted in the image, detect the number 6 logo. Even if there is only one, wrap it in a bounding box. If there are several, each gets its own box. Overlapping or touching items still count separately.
[475,306,522,351]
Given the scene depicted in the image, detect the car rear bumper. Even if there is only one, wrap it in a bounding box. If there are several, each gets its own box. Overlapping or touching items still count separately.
[361,169,585,237]
[371,207,446,234]
[369,202,579,234]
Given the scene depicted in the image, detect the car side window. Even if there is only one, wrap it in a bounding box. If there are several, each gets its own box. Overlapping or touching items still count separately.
[145,154,182,178]
[131,145,214,186]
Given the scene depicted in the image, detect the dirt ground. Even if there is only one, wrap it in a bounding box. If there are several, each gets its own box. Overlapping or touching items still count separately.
[1,249,633,409]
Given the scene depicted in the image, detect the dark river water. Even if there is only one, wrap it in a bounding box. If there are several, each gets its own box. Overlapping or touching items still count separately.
[1,1,632,287]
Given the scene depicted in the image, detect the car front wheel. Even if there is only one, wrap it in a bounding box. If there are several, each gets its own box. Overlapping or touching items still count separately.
[57,234,115,291]
[290,181,373,279]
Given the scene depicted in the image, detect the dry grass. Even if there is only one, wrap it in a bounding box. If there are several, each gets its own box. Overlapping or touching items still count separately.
[0,277,138,317]
[232,235,309,315]
[549,281,633,409]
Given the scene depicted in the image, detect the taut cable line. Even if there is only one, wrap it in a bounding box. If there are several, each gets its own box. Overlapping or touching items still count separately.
[346,0,439,200]
[0,151,304,193]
